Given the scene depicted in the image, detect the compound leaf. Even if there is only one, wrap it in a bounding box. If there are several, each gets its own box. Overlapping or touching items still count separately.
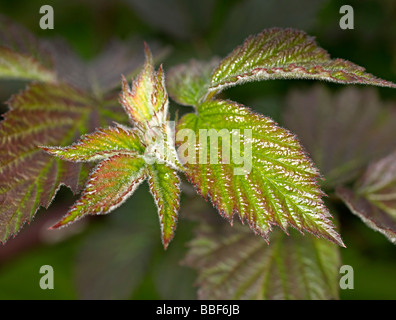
[176,99,344,246]
[44,46,182,249]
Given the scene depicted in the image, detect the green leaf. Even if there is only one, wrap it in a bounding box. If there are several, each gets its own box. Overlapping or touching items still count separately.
[183,221,341,299]
[51,155,146,228]
[147,163,180,249]
[166,58,219,106]
[283,85,396,188]
[0,83,98,242]
[209,28,396,95]
[44,46,182,249]
[337,150,396,244]
[42,125,145,162]
[176,99,344,246]
[119,44,168,128]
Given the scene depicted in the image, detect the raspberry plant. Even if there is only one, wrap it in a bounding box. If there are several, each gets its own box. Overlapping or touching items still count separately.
[1,14,396,299]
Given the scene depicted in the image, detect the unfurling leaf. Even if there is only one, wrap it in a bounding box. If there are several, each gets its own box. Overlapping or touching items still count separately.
[183,221,341,299]
[283,85,396,188]
[119,44,168,128]
[337,150,396,244]
[209,28,396,95]
[42,46,181,248]
[176,99,344,246]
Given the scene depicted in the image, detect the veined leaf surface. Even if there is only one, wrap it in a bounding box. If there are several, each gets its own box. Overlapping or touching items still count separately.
[176,99,344,246]
[209,28,396,94]
[51,155,147,228]
[42,47,182,248]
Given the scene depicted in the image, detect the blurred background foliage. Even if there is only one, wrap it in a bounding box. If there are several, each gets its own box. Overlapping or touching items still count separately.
[0,0,396,299]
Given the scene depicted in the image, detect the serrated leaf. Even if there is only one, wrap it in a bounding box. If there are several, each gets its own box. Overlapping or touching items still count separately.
[183,222,340,300]
[44,46,182,248]
[166,58,219,106]
[209,28,396,94]
[337,150,396,244]
[42,125,145,162]
[119,44,168,128]
[147,163,180,249]
[52,155,146,228]
[118,45,183,171]
[0,82,99,242]
[176,99,344,246]
[283,85,396,188]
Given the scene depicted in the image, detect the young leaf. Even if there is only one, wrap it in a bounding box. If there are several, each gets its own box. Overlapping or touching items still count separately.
[51,155,146,228]
[183,222,341,299]
[337,150,396,244]
[176,99,344,246]
[42,125,145,162]
[147,163,180,249]
[209,28,396,95]
[0,83,98,242]
[283,85,396,188]
[166,58,219,106]
[119,44,168,128]
[43,46,182,248]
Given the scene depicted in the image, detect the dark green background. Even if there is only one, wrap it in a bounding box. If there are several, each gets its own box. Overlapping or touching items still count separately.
[0,0,395,300]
